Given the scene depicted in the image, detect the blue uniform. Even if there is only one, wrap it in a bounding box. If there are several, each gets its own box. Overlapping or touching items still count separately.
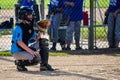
[64,0,83,49]
[64,0,83,21]
[10,25,37,54]
[49,0,65,43]
[22,0,33,8]
[49,0,65,14]
[108,0,120,12]
[107,0,120,47]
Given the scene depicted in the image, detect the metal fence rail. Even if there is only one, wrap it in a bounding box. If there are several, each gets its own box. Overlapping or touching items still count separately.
[0,0,115,51]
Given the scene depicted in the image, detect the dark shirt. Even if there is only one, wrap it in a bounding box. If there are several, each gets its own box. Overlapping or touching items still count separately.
[108,0,120,12]
[64,0,83,21]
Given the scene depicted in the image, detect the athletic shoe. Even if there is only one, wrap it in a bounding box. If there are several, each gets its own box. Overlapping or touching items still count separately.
[40,63,54,71]
[17,65,28,71]
[65,47,71,50]
[50,47,56,51]
[76,46,82,50]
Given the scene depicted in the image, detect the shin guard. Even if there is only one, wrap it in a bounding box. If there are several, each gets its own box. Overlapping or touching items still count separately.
[39,38,49,65]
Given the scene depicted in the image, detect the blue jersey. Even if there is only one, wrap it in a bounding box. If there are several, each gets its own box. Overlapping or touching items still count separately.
[10,25,37,54]
[64,0,83,21]
[49,0,65,14]
[22,0,33,8]
[108,0,120,12]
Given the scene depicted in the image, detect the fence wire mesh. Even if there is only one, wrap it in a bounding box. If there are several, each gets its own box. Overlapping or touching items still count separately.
[0,0,119,51]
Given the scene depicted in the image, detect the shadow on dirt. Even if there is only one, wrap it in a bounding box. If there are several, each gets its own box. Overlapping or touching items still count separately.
[50,48,120,56]
[0,56,14,62]
[22,70,106,80]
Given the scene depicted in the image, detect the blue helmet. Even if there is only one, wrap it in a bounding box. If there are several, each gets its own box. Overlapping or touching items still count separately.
[18,6,33,20]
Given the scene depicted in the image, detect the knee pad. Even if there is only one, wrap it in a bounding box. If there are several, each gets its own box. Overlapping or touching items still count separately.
[31,56,41,65]
[39,38,49,49]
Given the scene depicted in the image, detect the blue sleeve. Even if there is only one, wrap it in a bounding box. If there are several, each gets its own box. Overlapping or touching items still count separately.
[22,0,33,8]
[22,0,28,5]
[58,0,65,8]
[11,26,23,53]
[117,0,120,8]
[12,26,22,42]
[29,31,37,41]
[74,0,83,8]
[48,2,53,14]
[63,0,66,3]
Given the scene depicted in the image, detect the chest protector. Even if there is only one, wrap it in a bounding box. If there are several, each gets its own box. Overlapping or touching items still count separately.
[16,22,34,46]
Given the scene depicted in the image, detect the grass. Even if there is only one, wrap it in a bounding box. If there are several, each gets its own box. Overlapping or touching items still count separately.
[84,0,109,8]
[0,51,11,56]
[0,0,109,9]
[0,51,70,56]
[0,0,50,9]
[81,26,108,40]
[0,0,17,9]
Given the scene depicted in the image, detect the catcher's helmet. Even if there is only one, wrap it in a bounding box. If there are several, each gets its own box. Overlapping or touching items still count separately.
[18,6,33,21]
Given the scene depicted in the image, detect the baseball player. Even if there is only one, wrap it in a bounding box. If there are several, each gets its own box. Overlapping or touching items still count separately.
[11,6,54,71]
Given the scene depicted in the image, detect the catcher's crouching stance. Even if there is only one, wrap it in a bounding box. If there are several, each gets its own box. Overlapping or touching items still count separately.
[11,6,54,71]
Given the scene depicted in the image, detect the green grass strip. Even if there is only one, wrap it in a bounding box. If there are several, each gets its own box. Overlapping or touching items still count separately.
[0,51,69,56]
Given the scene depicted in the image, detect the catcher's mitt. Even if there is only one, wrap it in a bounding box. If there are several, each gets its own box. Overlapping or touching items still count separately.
[36,20,51,32]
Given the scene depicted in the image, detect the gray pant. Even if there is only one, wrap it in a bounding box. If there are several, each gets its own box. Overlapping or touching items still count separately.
[53,13,62,43]
[107,13,120,43]
[65,21,81,43]
[13,41,40,60]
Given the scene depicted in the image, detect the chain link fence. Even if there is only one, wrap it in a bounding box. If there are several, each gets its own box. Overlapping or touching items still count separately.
[0,0,116,51]
[0,0,15,51]
[92,0,109,49]
[0,0,45,51]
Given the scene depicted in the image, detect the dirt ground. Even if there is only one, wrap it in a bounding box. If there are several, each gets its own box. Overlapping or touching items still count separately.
[0,8,120,80]
[0,49,120,80]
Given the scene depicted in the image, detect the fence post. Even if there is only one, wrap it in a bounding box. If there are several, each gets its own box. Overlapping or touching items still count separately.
[40,0,44,20]
[88,0,94,50]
